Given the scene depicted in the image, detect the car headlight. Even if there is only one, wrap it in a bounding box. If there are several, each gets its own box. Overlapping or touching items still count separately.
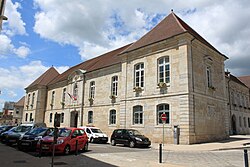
[135,137,142,142]
[19,136,23,140]
[57,139,64,144]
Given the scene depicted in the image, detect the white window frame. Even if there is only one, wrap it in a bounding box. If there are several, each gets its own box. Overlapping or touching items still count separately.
[133,105,143,125]
[134,63,144,88]
[111,76,118,96]
[90,81,95,99]
[158,56,170,83]
[109,110,116,125]
[157,104,170,124]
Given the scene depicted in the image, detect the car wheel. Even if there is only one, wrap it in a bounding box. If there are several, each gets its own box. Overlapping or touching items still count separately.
[129,141,135,148]
[111,139,116,146]
[64,145,70,155]
[83,142,88,151]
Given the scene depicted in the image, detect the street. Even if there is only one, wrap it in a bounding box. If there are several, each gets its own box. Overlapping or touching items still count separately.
[0,142,250,167]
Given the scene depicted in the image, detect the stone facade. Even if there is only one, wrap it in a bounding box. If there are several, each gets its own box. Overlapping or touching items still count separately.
[226,73,250,135]
[21,12,250,144]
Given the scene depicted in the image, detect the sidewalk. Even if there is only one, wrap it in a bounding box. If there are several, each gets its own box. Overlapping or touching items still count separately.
[151,135,250,151]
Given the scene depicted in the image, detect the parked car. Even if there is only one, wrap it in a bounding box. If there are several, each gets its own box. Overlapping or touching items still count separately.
[80,126,108,143]
[5,123,46,145]
[0,125,15,135]
[37,127,88,155]
[110,129,151,148]
[0,127,17,143]
[18,127,53,151]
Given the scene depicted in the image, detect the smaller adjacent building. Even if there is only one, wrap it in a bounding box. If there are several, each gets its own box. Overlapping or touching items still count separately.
[226,73,250,135]
[13,96,25,125]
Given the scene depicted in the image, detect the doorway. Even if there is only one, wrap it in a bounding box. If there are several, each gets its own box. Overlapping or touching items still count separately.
[70,111,78,127]
[231,115,237,135]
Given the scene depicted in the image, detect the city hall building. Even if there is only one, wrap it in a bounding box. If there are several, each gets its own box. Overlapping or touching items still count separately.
[22,12,250,144]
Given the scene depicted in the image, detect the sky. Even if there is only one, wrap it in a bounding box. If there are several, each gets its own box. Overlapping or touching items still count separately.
[0,0,250,111]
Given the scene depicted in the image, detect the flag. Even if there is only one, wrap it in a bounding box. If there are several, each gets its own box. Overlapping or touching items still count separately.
[67,93,77,101]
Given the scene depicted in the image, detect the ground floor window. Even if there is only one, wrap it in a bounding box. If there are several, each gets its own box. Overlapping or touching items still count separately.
[25,113,28,121]
[109,110,116,125]
[88,111,93,124]
[133,105,143,124]
[61,113,64,123]
[49,113,53,123]
[157,104,170,124]
[29,113,33,122]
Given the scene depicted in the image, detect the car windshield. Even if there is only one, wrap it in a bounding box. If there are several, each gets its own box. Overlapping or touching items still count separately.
[27,128,46,135]
[49,128,71,137]
[15,125,32,132]
[91,128,102,133]
[128,130,141,136]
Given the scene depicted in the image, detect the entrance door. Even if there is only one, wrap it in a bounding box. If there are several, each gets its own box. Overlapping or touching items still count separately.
[70,111,78,127]
[231,115,237,135]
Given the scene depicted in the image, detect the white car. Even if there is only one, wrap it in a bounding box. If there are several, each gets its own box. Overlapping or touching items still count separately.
[80,126,108,143]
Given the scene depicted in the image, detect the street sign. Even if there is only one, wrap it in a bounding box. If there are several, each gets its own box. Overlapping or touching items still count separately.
[161,113,167,122]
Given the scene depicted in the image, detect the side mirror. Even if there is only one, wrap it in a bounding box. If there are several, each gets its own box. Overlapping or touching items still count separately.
[72,134,77,138]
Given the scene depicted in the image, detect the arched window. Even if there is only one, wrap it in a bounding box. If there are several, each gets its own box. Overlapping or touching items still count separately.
[61,113,64,123]
[157,104,170,124]
[49,113,53,123]
[133,105,143,124]
[134,63,144,87]
[88,111,93,124]
[158,57,170,83]
[111,76,118,96]
[109,110,116,125]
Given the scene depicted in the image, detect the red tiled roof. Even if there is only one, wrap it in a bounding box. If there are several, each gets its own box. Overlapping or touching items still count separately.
[122,12,227,59]
[26,67,59,89]
[15,96,25,107]
[225,73,248,88]
[238,75,250,88]
[48,43,132,85]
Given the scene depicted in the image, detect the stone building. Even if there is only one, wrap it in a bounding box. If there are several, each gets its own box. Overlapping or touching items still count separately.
[22,67,59,124]
[13,96,25,125]
[23,12,235,144]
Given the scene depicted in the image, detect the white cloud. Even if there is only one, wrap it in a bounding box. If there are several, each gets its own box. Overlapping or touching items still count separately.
[0,61,68,90]
[33,0,250,76]
[0,34,30,58]
[3,0,26,36]
[13,46,30,58]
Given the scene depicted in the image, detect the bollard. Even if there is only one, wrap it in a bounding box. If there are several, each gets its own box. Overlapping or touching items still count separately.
[75,140,78,156]
[244,149,249,167]
[159,143,162,163]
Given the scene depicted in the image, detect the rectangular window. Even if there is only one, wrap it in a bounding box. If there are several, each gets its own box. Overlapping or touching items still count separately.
[88,111,93,124]
[158,57,170,83]
[206,66,212,87]
[31,93,35,108]
[90,81,95,99]
[25,113,28,121]
[29,113,33,122]
[133,106,143,124]
[134,63,144,87]
[49,113,53,123]
[61,113,64,123]
[109,110,116,125]
[62,88,66,102]
[111,76,118,96]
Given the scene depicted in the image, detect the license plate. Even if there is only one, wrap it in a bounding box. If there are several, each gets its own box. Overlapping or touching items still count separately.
[21,142,30,146]
[101,138,106,140]
[42,146,49,149]
[9,140,16,142]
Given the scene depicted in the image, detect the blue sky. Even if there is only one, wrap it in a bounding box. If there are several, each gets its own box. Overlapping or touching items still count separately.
[1,0,250,111]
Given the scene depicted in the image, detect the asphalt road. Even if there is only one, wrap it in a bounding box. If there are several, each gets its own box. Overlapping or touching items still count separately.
[0,142,119,167]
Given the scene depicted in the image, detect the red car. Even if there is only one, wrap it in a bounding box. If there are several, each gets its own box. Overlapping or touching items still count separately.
[37,127,88,155]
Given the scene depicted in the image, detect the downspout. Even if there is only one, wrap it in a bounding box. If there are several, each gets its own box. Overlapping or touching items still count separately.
[190,38,196,135]
[81,72,86,127]
[124,56,128,128]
